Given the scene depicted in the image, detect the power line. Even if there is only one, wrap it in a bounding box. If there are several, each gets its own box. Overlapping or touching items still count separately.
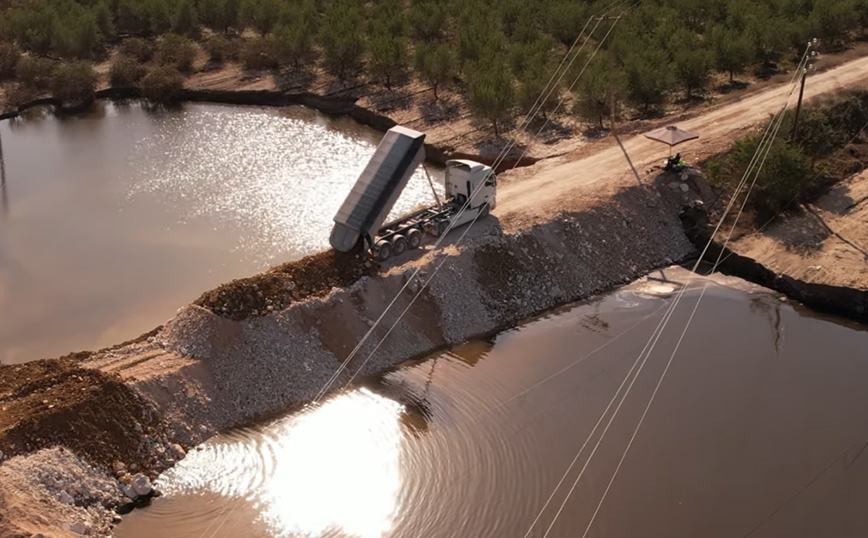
[338,11,631,393]
[198,9,630,538]
[568,47,814,538]
[528,45,813,538]
[315,0,632,402]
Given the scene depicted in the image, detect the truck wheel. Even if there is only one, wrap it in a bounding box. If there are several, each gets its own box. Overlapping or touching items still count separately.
[437,219,450,237]
[375,241,392,262]
[407,228,422,249]
[392,235,408,255]
[479,203,490,219]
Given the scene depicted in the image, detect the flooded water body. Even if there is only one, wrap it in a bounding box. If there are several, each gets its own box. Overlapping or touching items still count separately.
[116,277,868,538]
[0,103,443,364]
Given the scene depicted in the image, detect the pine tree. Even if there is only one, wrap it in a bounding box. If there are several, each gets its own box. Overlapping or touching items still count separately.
[467,56,514,136]
[173,0,199,37]
[414,42,455,100]
[711,25,753,83]
[320,0,365,79]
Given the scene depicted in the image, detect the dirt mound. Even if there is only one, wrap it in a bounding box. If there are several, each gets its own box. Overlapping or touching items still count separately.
[194,247,376,320]
[0,359,165,471]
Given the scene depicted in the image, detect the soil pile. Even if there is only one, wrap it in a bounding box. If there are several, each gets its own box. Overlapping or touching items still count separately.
[194,247,376,320]
[0,359,166,471]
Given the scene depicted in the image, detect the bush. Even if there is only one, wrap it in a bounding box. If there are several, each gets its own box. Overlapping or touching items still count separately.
[50,61,97,103]
[239,37,278,70]
[141,65,184,102]
[0,42,21,80]
[15,56,57,91]
[109,56,146,86]
[120,38,154,63]
[155,33,197,72]
[204,35,237,64]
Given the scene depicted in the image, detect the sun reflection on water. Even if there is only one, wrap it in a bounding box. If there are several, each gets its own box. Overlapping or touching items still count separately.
[160,389,405,538]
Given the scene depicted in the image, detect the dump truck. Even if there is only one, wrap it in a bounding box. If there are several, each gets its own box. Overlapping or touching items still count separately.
[330,126,496,261]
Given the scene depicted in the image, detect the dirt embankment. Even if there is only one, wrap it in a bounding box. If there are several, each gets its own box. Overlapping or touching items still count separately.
[681,203,868,322]
[0,171,698,537]
[726,168,868,292]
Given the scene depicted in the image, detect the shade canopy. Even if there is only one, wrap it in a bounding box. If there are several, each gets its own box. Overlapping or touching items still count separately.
[644,125,699,147]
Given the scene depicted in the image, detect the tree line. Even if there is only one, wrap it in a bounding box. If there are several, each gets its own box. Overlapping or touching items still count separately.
[1,0,868,129]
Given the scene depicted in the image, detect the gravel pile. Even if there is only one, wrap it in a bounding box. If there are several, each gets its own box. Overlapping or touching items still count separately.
[0,448,123,537]
[155,181,696,433]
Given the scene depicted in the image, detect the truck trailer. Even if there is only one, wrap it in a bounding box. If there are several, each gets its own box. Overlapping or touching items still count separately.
[329,126,496,261]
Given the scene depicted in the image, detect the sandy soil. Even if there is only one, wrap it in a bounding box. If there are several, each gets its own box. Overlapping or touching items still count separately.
[2,46,868,538]
[729,170,868,290]
[493,55,868,223]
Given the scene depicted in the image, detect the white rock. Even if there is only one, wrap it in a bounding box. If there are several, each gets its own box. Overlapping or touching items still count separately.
[58,490,75,505]
[132,474,152,496]
[679,183,689,192]
[69,521,90,535]
[120,483,137,500]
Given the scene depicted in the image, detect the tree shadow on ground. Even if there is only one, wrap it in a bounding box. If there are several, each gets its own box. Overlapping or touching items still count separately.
[275,68,317,92]
[367,87,414,112]
[673,93,709,109]
[718,80,750,94]
[419,97,461,123]
[524,115,573,145]
[582,125,611,140]
[472,135,526,159]
[754,62,782,81]
[815,182,857,215]
[324,77,367,98]
[761,207,830,253]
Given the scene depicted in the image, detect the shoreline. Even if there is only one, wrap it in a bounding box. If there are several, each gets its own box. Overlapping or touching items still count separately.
[0,87,538,174]
[3,53,868,535]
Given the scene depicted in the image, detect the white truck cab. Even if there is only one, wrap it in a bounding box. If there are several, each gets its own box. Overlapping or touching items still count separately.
[445,159,496,215]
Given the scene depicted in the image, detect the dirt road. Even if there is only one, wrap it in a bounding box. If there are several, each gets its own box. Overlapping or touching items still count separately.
[496,55,868,218]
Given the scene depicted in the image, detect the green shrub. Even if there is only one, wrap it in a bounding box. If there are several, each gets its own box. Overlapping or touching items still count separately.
[155,33,197,72]
[203,35,237,64]
[109,56,146,87]
[239,37,278,70]
[141,65,184,102]
[50,61,97,103]
[0,42,21,80]
[15,56,57,91]
[119,38,154,63]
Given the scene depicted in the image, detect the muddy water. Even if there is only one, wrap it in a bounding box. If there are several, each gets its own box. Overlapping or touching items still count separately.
[0,103,443,364]
[116,277,868,538]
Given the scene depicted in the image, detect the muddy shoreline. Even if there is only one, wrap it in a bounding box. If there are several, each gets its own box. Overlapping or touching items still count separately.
[681,205,868,323]
[0,88,537,174]
[1,169,867,537]
[0,174,699,537]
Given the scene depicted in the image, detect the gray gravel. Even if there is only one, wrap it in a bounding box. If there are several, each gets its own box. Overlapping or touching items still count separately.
[0,448,124,537]
[151,182,695,435]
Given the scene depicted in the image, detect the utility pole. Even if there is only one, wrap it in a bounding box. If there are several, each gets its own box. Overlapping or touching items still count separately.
[792,39,819,142]
[0,127,6,216]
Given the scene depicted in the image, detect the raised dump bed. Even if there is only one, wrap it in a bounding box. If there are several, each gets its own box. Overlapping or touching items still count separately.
[330,126,427,253]
[330,127,497,262]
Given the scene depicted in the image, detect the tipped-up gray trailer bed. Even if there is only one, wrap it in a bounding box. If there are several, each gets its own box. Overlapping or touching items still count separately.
[329,126,426,253]
[330,126,497,262]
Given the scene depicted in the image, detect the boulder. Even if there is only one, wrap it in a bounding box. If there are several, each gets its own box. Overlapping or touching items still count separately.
[132,474,152,497]
[58,490,75,505]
